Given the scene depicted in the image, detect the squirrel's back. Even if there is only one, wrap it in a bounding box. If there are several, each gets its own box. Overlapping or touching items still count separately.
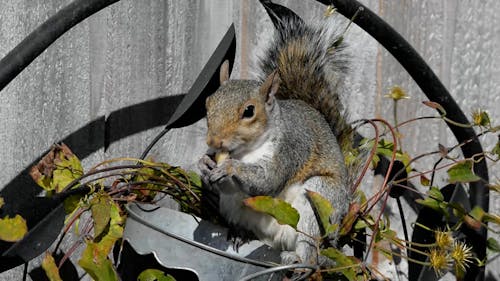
[256,14,351,142]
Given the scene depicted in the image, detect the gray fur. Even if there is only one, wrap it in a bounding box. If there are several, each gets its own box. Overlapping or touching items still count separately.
[198,14,351,267]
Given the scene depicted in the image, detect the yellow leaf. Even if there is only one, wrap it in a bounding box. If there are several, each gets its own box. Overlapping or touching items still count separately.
[243,196,299,229]
[0,215,28,242]
[42,252,63,281]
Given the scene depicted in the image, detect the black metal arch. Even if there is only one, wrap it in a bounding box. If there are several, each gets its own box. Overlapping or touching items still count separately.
[0,1,490,280]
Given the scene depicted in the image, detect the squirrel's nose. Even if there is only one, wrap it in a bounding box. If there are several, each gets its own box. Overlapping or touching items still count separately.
[207,136,223,149]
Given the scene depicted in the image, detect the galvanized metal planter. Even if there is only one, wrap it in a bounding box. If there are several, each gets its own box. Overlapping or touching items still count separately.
[123,203,284,280]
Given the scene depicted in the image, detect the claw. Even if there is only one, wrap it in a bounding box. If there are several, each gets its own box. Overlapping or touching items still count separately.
[198,155,215,174]
[209,166,228,183]
[202,154,217,169]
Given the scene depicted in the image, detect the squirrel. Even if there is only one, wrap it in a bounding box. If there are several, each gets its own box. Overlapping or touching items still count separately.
[198,13,355,265]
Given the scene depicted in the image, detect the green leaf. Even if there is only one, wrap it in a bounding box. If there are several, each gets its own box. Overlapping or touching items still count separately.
[79,246,118,281]
[42,252,63,281]
[306,190,337,235]
[321,248,357,281]
[243,196,299,229]
[354,219,368,231]
[447,160,481,184]
[138,269,176,281]
[429,186,444,201]
[415,198,441,212]
[78,200,123,281]
[187,171,202,188]
[0,215,28,242]
[63,194,83,215]
[470,206,485,221]
[449,202,467,218]
[472,109,491,127]
[487,238,500,253]
[29,143,83,193]
[355,190,367,205]
[371,153,380,169]
[91,193,113,239]
[492,139,500,158]
[374,139,412,173]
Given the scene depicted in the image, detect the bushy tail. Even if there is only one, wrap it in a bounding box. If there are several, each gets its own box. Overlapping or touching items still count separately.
[257,14,350,141]
[256,14,362,187]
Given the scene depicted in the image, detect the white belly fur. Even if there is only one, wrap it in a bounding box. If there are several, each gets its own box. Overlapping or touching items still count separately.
[219,180,311,251]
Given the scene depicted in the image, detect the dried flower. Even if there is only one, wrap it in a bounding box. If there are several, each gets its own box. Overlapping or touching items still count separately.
[435,230,453,250]
[324,5,337,17]
[451,241,473,271]
[385,86,409,101]
[429,248,451,277]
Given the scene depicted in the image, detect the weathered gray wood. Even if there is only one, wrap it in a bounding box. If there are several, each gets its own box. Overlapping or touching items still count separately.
[0,0,498,280]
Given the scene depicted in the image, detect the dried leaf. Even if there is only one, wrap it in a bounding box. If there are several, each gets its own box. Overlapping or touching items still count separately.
[378,246,394,262]
[0,196,4,209]
[0,215,28,242]
[447,160,481,184]
[423,101,446,115]
[243,196,299,229]
[29,143,83,192]
[420,175,430,186]
[464,206,484,231]
[438,144,448,158]
[42,252,63,281]
[340,203,360,236]
[138,269,176,281]
[306,190,337,235]
[483,212,500,226]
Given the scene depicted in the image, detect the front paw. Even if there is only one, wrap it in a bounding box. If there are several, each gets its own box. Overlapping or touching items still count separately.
[198,154,216,185]
[209,159,234,183]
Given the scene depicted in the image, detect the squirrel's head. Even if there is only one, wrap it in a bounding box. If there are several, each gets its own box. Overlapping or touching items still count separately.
[205,61,280,154]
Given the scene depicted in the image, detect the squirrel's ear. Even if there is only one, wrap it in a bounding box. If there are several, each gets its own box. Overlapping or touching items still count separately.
[220,60,230,84]
[260,70,280,104]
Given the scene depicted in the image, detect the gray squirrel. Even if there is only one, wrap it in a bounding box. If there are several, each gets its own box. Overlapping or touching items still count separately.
[198,13,355,265]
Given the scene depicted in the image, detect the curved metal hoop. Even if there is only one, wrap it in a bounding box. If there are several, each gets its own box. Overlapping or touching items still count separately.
[0,1,489,281]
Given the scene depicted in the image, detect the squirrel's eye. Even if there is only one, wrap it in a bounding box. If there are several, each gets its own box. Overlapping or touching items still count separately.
[242,105,255,119]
